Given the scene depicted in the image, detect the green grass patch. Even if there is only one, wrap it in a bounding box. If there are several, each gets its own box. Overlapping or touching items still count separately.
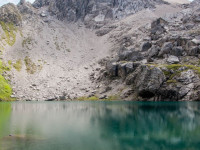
[163,64,200,76]
[13,59,22,72]
[106,95,120,101]
[0,60,13,101]
[0,75,13,101]
[24,56,37,74]
[147,64,200,82]
[0,21,17,46]
[0,45,4,52]
[7,60,12,65]
[0,61,11,74]
[77,94,120,101]
[164,64,183,70]
[166,79,177,84]
[77,96,99,101]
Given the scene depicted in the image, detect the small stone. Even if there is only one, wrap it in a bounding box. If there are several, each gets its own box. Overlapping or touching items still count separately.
[11,95,15,98]
[40,11,47,17]
[167,55,180,64]
[99,95,107,99]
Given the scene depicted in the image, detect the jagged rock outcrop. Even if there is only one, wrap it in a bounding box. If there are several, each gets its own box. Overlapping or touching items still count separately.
[20,0,26,5]
[33,0,166,27]
[0,3,22,26]
[126,65,166,100]
[99,1,200,101]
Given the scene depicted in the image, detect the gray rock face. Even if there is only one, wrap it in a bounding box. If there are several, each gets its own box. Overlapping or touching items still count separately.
[147,45,160,60]
[0,3,22,26]
[126,65,166,99]
[106,62,119,77]
[170,46,183,56]
[33,0,165,26]
[158,42,173,57]
[118,62,139,79]
[151,18,167,40]
[141,42,152,52]
[177,70,195,84]
[188,46,200,56]
[20,0,26,5]
[118,50,133,61]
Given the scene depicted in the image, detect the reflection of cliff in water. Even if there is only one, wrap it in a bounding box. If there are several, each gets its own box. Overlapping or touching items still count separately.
[93,102,200,150]
[5,101,200,150]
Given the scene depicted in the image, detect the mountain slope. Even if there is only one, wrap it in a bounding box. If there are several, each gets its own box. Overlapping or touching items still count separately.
[0,0,199,101]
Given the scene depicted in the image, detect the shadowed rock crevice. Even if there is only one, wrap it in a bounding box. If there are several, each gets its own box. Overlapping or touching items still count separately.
[139,90,155,99]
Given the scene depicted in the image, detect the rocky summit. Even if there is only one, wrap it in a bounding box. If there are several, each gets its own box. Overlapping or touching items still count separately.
[1,0,200,101]
[32,0,166,27]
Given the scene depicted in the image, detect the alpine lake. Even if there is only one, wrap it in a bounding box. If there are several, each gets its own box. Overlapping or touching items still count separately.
[0,101,200,150]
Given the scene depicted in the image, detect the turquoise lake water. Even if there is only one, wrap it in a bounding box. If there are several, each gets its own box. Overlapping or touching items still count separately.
[0,101,200,150]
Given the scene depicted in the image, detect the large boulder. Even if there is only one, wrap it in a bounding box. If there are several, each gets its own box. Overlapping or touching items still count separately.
[141,41,152,51]
[118,50,133,61]
[151,18,168,40]
[188,46,200,56]
[177,69,195,85]
[170,46,183,56]
[158,42,173,57]
[147,45,160,61]
[118,49,143,62]
[126,65,166,99]
[118,62,139,79]
[157,69,200,101]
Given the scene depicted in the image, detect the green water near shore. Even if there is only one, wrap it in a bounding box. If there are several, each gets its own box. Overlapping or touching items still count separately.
[0,101,200,150]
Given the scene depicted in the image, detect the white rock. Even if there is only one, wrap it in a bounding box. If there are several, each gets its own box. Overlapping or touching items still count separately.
[167,55,180,64]
[40,11,47,17]
[192,38,200,45]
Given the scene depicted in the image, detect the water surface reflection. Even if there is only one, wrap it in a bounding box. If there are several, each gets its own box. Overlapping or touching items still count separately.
[0,101,200,150]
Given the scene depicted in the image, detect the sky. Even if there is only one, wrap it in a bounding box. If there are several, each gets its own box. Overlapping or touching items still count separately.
[0,0,194,7]
[0,0,35,6]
